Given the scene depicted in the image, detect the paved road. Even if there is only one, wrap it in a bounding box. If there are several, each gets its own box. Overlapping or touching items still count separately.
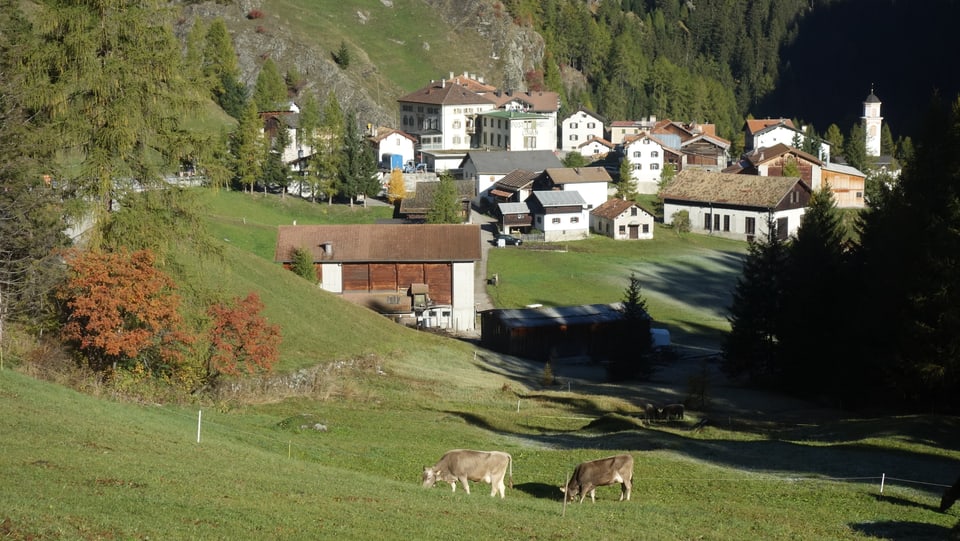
[470,209,498,313]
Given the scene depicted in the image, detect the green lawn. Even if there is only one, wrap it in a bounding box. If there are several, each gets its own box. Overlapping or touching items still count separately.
[487,226,748,351]
[3,189,957,540]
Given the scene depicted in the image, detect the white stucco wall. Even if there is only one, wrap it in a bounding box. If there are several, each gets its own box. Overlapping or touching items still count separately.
[563,183,608,210]
[663,203,806,241]
[561,111,604,151]
[535,210,589,242]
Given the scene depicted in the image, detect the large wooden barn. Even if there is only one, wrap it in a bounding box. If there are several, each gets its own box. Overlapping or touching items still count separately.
[275,224,481,331]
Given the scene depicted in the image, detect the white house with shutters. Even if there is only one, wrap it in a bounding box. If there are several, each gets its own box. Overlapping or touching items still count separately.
[477,110,556,152]
[560,108,605,151]
[528,191,589,242]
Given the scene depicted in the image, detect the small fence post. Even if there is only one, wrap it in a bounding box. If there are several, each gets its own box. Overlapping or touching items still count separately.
[879,473,886,497]
[196,410,202,444]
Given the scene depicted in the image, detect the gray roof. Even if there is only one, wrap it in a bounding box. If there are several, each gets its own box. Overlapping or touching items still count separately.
[822,162,866,176]
[486,303,630,329]
[498,202,531,215]
[530,190,586,207]
[462,150,562,174]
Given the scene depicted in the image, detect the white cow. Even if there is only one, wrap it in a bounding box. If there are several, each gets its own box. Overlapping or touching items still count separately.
[561,454,634,503]
[422,449,513,498]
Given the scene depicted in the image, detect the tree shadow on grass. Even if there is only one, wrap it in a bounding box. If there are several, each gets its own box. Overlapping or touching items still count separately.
[849,520,948,541]
[513,482,561,500]
[875,493,941,513]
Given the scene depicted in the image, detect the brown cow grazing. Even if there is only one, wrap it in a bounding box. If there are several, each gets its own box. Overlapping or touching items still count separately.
[941,474,960,512]
[560,454,634,503]
[662,403,685,421]
[422,450,513,498]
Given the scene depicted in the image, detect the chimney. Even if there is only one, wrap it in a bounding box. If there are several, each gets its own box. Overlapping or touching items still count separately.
[449,71,454,80]
[320,242,333,258]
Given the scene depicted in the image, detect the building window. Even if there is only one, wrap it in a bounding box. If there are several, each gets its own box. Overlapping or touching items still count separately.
[453,136,461,145]
[618,225,626,234]
[651,164,660,170]
[723,215,730,232]
[642,138,649,144]
[570,216,579,223]
[552,217,561,224]
[587,122,596,129]
[453,108,462,114]
[570,122,578,129]
[631,208,638,216]
[856,191,863,198]
[642,224,649,234]
[745,216,756,235]
[570,134,579,141]
[633,151,641,158]
[651,151,659,158]
[452,120,461,129]
[714,214,721,231]
[704,213,712,230]
[633,164,642,170]
[777,217,789,240]
[524,136,536,149]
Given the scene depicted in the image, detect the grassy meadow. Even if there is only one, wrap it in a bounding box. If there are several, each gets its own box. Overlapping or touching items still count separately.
[3,190,959,540]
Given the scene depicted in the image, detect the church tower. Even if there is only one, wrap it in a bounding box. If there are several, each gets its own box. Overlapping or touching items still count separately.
[862,89,883,157]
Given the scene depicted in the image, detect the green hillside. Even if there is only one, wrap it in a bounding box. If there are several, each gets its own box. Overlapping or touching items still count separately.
[3,191,959,539]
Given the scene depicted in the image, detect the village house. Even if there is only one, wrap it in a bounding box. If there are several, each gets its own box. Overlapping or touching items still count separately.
[497,201,533,235]
[460,150,563,200]
[396,78,497,154]
[534,167,611,210]
[489,169,538,204]
[744,118,831,163]
[725,143,824,190]
[590,198,655,240]
[477,110,556,152]
[661,169,811,241]
[396,179,476,222]
[259,103,310,166]
[274,224,481,331]
[621,133,678,194]
[822,162,866,208]
[608,116,659,145]
[575,136,616,159]
[527,190,589,241]
[367,126,418,170]
[560,108,605,151]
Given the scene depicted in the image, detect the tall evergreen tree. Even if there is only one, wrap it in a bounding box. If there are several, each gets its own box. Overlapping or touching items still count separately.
[309,92,344,204]
[880,123,896,157]
[253,58,288,112]
[853,96,960,411]
[722,214,787,385]
[616,159,638,201]
[23,0,203,247]
[844,123,868,172]
[609,272,653,381]
[203,19,244,119]
[338,112,378,206]
[426,172,462,224]
[824,123,844,152]
[0,0,70,343]
[777,188,848,398]
[231,100,264,193]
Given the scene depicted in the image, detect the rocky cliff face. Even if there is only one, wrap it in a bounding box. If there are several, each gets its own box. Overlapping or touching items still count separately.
[177,0,544,127]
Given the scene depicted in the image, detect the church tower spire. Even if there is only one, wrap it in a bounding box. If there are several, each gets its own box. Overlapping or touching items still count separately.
[862,86,883,157]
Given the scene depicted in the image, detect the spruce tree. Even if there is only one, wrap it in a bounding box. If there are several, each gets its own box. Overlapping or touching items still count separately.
[338,112,377,206]
[844,123,868,172]
[777,188,847,398]
[231,100,264,193]
[309,92,344,205]
[722,213,787,385]
[203,19,244,119]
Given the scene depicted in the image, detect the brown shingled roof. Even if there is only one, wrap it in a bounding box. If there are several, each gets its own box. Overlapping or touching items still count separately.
[591,198,641,220]
[543,167,612,184]
[274,224,481,263]
[397,81,496,107]
[495,169,538,190]
[660,169,806,208]
[745,118,795,135]
[745,143,821,166]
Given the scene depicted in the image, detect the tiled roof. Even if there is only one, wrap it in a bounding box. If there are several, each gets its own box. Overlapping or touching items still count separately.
[495,169,538,190]
[745,143,821,166]
[745,118,796,135]
[659,169,805,208]
[543,167,612,185]
[530,190,586,207]
[681,133,731,150]
[591,198,639,220]
[463,150,562,174]
[577,136,614,150]
[487,90,561,112]
[368,127,417,143]
[397,81,497,107]
[274,224,481,263]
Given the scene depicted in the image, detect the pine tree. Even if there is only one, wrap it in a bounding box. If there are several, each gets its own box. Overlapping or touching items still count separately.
[880,123,896,156]
[309,92,344,204]
[338,112,377,206]
[844,123,868,172]
[203,19,244,118]
[23,0,203,247]
[824,123,844,153]
[616,159,638,200]
[608,273,653,381]
[254,58,288,112]
[722,213,787,385]
[231,100,264,193]
[777,188,848,398]
[426,172,462,224]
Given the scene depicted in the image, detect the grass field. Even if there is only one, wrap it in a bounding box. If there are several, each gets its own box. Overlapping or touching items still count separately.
[3,190,959,540]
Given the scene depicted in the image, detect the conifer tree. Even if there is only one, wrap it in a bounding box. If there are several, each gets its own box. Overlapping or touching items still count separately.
[309,92,344,204]
[722,213,787,384]
[844,123,868,172]
[254,58,288,112]
[617,159,638,200]
[231,100,264,193]
[23,0,203,247]
[824,123,844,152]
[880,123,896,156]
[203,19,245,119]
[426,172,462,224]
[338,112,377,206]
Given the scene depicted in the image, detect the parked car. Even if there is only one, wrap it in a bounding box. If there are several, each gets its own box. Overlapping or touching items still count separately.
[494,233,522,246]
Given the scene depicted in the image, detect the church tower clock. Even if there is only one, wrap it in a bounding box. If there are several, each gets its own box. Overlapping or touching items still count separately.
[862,89,883,157]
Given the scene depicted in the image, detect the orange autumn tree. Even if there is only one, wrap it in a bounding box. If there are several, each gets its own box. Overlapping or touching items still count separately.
[58,249,194,373]
[207,292,281,378]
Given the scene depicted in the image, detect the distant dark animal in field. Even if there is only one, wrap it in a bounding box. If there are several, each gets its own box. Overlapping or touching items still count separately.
[422,449,513,498]
[643,403,659,420]
[661,403,685,420]
[941,474,960,512]
[560,454,633,503]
